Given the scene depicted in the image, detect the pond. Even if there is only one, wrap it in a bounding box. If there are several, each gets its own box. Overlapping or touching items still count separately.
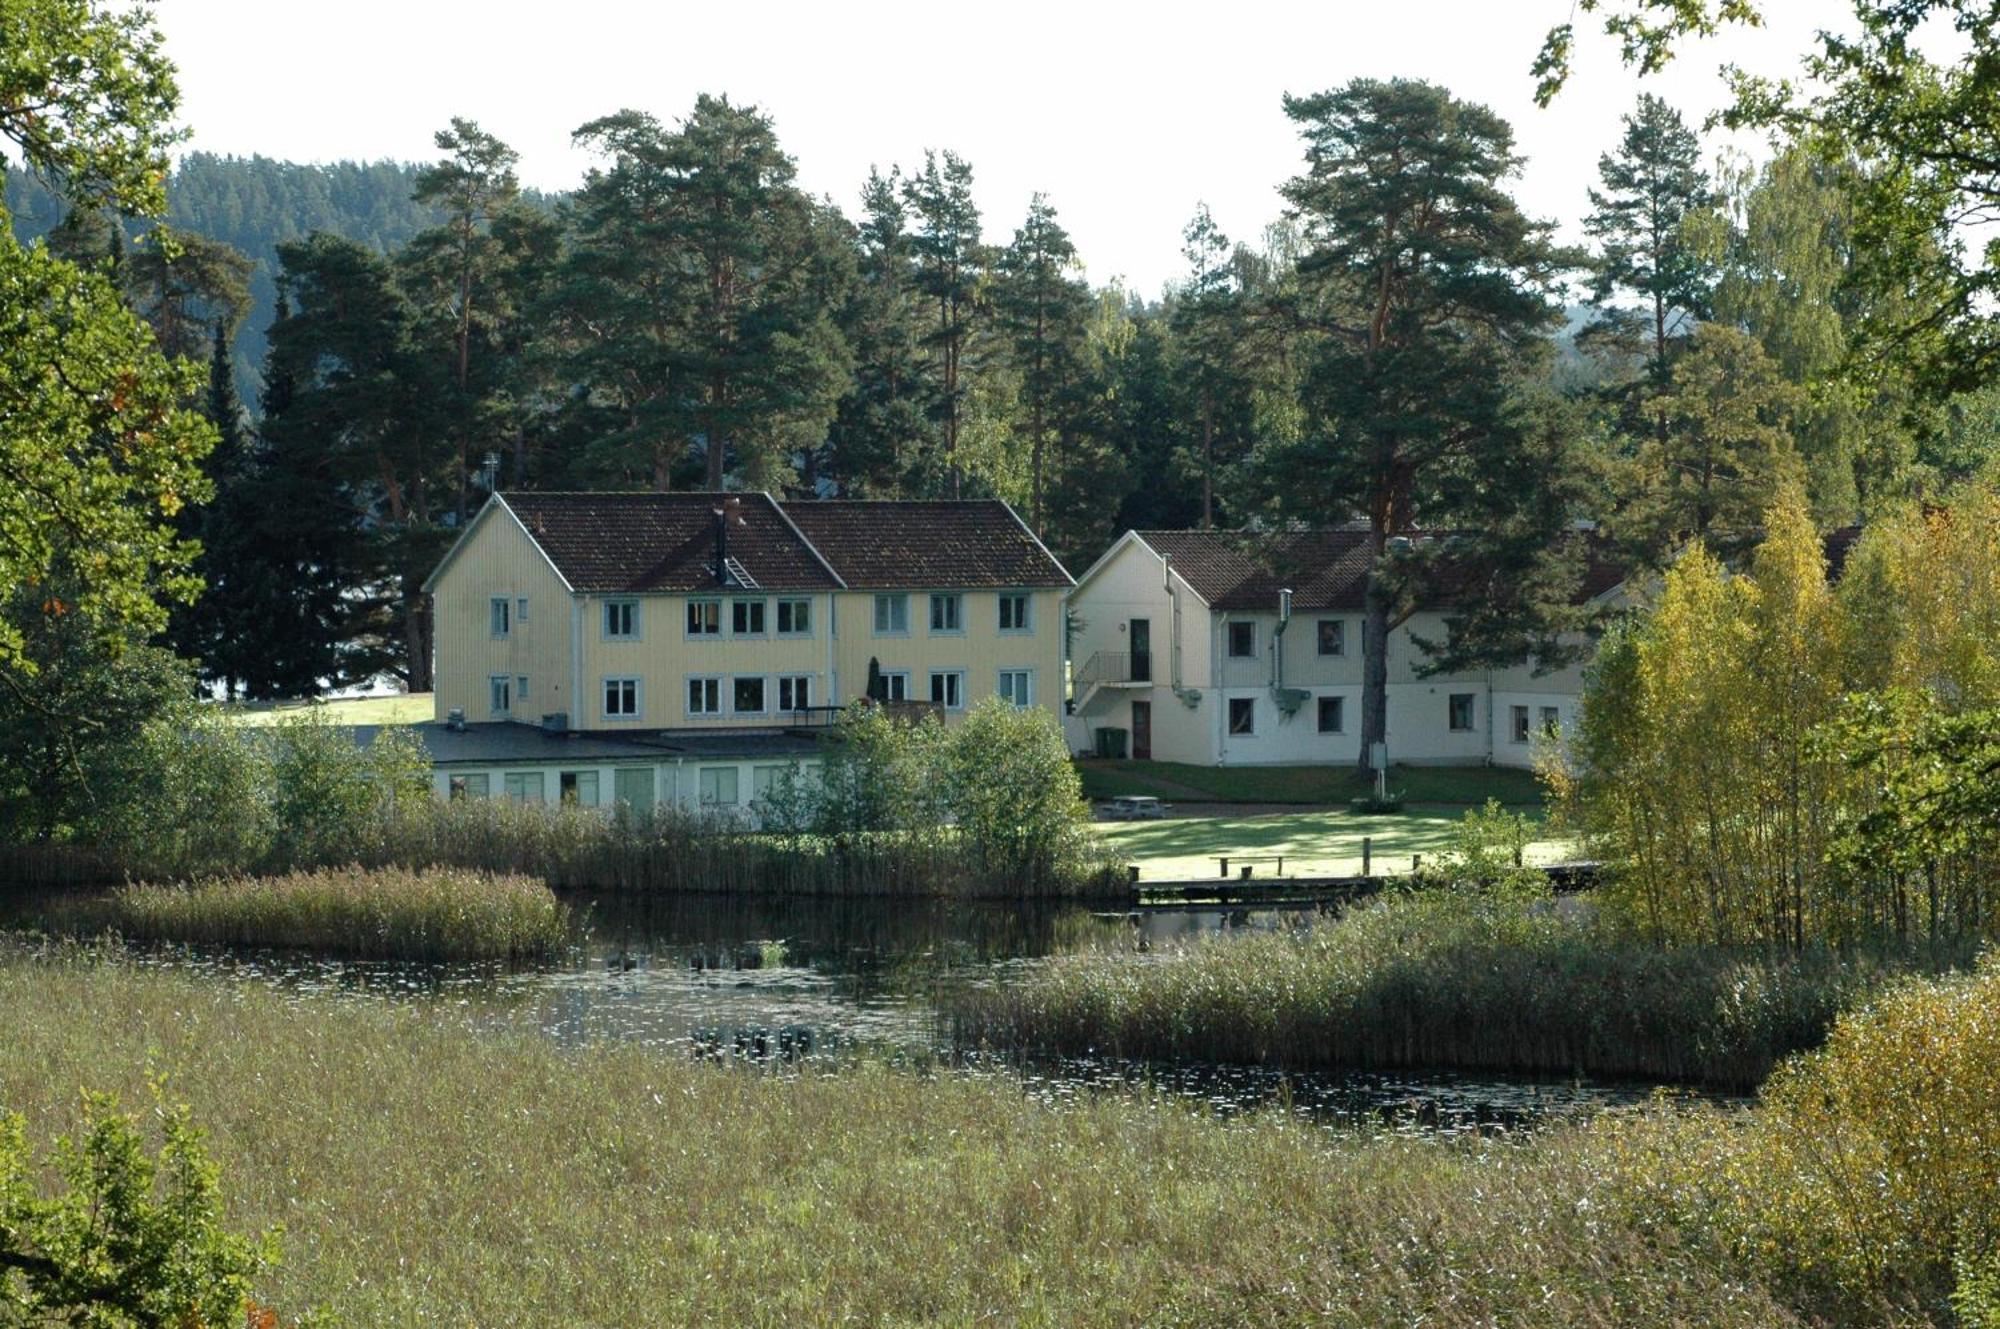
[3,888,1689,1135]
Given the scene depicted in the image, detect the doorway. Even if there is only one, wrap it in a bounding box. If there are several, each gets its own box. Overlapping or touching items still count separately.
[1131,700,1152,760]
[1130,618,1152,682]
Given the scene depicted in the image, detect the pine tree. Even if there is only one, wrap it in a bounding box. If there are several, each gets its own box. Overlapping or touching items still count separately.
[994,194,1089,533]
[1583,94,1717,379]
[823,167,933,495]
[1170,205,1253,529]
[121,226,254,361]
[903,151,984,499]
[1261,78,1588,774]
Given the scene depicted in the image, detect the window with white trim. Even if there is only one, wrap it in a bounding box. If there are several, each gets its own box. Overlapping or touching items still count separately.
[516,597,530,624]
[998,669,1032,707]
[928,670,965,709]
[449,773,489,800]
[732,599,766,635]
[1510,704,1531,743]
[1541,706,1562,738]
[603,677,639,718]
[776,598,811,636]
[882,671,910,702]
[874,594,909,634]
[929,593,962,633]
[489,598,511,638]
[559,770,599,806]
[752,764,790,801]
[698,767,740,806]
[778,675,811,712]
[687,599,722,636]
[1448,693,1476,732]
[733,676,767,714]
[489,675,512,716]
[999,593,1031,633]
[516,675,529,703]
[687,676,723,716]
[604,599,639,639]
[503,771,544,803]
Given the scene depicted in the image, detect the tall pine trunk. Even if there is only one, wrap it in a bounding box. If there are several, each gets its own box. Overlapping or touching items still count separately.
[1359,526,1390,776]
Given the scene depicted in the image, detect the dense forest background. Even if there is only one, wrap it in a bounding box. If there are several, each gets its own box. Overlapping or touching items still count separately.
[11,83,2000,707]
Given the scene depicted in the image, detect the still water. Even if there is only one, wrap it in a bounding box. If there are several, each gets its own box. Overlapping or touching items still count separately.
[34,891,1682,1135]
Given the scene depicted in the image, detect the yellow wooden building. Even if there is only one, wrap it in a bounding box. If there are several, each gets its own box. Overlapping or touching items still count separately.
[415,491,1072,812]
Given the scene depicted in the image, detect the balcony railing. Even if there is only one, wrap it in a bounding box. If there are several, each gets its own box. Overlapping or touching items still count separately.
[1075,651,1152,686]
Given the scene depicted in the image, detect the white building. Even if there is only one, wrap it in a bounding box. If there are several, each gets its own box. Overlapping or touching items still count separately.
[1063,529,1622,769]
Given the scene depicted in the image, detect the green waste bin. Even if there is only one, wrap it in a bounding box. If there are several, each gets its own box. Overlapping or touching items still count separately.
[1094,726,1129,759]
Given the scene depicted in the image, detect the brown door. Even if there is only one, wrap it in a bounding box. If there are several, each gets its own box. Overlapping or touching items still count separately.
[1131,700,1152,760]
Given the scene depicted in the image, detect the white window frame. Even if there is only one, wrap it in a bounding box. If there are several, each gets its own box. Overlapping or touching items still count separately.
[882,670,911,702]
[1317,694,1344,734]
[929,593,963,634]
[873,593,909,635]
[732,598,767,637]
[928,669,966,710]
[559,769,599,807]
[998,668,1033,707]
[732,675,768,716]
[1448,693,1476,733]
[686,598,722,638]
[687,675,724,717]
[1510,704,1531,744]
[1540,705,1562,739]
[503,770,544,804]
[777,675,811,712]
[603,599,640,640]
[1316,619,1345,657]
[1228,621,1256,659]
[516,597,530,625]
[998,593,1032,634]
[775,598,812,637]
[602,676,641,721]
[489,674,512,717]
[1228,696,1256,735]
[449,772,490,800]
[516,674,529,704]
[489,597,511,639]
[698,766,740,807]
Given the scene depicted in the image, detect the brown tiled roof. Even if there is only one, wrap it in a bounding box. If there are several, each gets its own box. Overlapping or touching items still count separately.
[1136,529,1629,611]
[779,500,1073,589]
[498,492,843,593]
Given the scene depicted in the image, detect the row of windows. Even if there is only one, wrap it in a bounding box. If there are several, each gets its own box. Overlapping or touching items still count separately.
[493,592,1035,642]
[490,668,1038,721]
[1225,618,1348,660]
[1218,693,1564,739]
[448,764,795,808]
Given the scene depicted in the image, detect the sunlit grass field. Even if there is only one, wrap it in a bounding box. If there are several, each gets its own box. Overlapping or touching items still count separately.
[217,692,433,727]
[1076,760,1547,806]
[1100,809,1573,879]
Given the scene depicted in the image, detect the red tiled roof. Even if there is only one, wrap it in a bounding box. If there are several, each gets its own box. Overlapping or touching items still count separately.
[779,500,1073,589]
[499,492,842,593]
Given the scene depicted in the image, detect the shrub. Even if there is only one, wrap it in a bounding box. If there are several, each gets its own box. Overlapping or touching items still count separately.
[0,1085,276,1325]
[1605,956,2000,1318]
[95,866,573,962]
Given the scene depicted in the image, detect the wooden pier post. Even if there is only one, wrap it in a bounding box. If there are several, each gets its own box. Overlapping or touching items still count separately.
[1362,836,1371,877]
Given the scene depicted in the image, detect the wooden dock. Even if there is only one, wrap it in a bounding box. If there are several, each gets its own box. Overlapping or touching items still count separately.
[1126,861,1600,908]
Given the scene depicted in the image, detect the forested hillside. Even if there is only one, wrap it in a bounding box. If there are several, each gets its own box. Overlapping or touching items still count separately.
[5,153,562,397]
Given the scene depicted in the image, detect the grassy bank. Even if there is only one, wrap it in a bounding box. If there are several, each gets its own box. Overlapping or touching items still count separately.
[1101,808,1571,880]
[1076,760,1546,806]
[951,890,1929,1089]
[0,950,1804,1327]
[72,867,572,962]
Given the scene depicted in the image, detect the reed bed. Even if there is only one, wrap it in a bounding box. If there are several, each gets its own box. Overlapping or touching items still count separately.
[951,889,1930,1089]
[0,949,1808,1327]
[85,866,572,962]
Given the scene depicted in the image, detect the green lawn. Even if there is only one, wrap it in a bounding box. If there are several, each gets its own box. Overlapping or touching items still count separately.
[217,692,433,727]
[1076,759,1546,807]
[1100,809,1572,880]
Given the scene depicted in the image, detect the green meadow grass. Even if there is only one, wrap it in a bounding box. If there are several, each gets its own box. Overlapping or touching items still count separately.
[79,866,572,962]
[1100,809,1572,880]
[217,693,434,728]
[0,951,1807,1328]
[1075,760,1547,806]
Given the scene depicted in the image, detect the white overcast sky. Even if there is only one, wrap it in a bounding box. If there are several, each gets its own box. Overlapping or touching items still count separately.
[153,0,1853,298]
